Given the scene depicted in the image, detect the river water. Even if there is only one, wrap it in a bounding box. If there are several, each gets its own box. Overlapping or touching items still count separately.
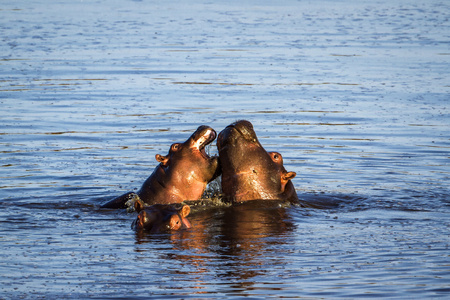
[1,0,449,298]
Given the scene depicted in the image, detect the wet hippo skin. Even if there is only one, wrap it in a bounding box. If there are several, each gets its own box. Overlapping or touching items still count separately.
[101,125,220,208]
[217,120,298,203]
[132,201,191,232]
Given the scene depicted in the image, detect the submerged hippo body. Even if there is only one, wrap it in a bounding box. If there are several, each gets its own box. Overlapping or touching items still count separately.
[217,120,298,203]
[101,126,220,208]
[132,201,191,232]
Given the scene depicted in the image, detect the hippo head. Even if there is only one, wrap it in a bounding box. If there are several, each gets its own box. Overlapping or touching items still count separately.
[101,125,221,209]
[152,125,220,202]
[132,202,192,232]
[217,120,298,203]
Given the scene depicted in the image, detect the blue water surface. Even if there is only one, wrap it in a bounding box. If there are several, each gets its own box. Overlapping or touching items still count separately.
[1,0,449,298]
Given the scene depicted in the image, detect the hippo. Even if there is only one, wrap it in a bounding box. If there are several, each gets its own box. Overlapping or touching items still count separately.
[132,200,191,232]
[217,120,298,203]
[101,125,220,208]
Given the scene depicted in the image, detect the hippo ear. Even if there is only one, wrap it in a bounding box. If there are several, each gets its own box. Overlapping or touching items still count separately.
[282,171,296,182]
[180,205,190,217]
[155,154,169,166]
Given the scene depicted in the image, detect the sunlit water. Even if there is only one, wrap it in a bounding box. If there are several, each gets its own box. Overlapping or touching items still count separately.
[1,0,449,298]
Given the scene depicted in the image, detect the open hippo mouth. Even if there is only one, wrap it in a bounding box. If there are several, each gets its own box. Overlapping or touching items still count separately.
[191,125,217,159]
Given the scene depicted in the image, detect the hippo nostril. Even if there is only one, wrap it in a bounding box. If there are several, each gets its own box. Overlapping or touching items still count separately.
[234,120,253,130]
[242,120,253,128]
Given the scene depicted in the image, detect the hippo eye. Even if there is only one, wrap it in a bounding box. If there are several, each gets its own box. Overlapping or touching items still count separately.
[171,143,181,151]
[271,153,283,163]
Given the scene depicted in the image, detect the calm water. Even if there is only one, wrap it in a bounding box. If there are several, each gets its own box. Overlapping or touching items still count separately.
[1,0,449,298]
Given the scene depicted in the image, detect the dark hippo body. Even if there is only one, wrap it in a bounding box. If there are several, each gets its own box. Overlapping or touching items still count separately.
[102,125,220,208]
[217,120,298,203]
[132,201,191,232]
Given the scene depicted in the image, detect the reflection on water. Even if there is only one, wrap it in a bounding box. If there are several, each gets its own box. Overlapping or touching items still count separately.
[1,0,449,298]
[133,201,297,293]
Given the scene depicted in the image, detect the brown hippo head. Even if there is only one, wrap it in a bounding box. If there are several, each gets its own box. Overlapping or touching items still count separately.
[132,202,191,232]
[217,120,298,203]
[141,125,220,204]
[101,125,220,209]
